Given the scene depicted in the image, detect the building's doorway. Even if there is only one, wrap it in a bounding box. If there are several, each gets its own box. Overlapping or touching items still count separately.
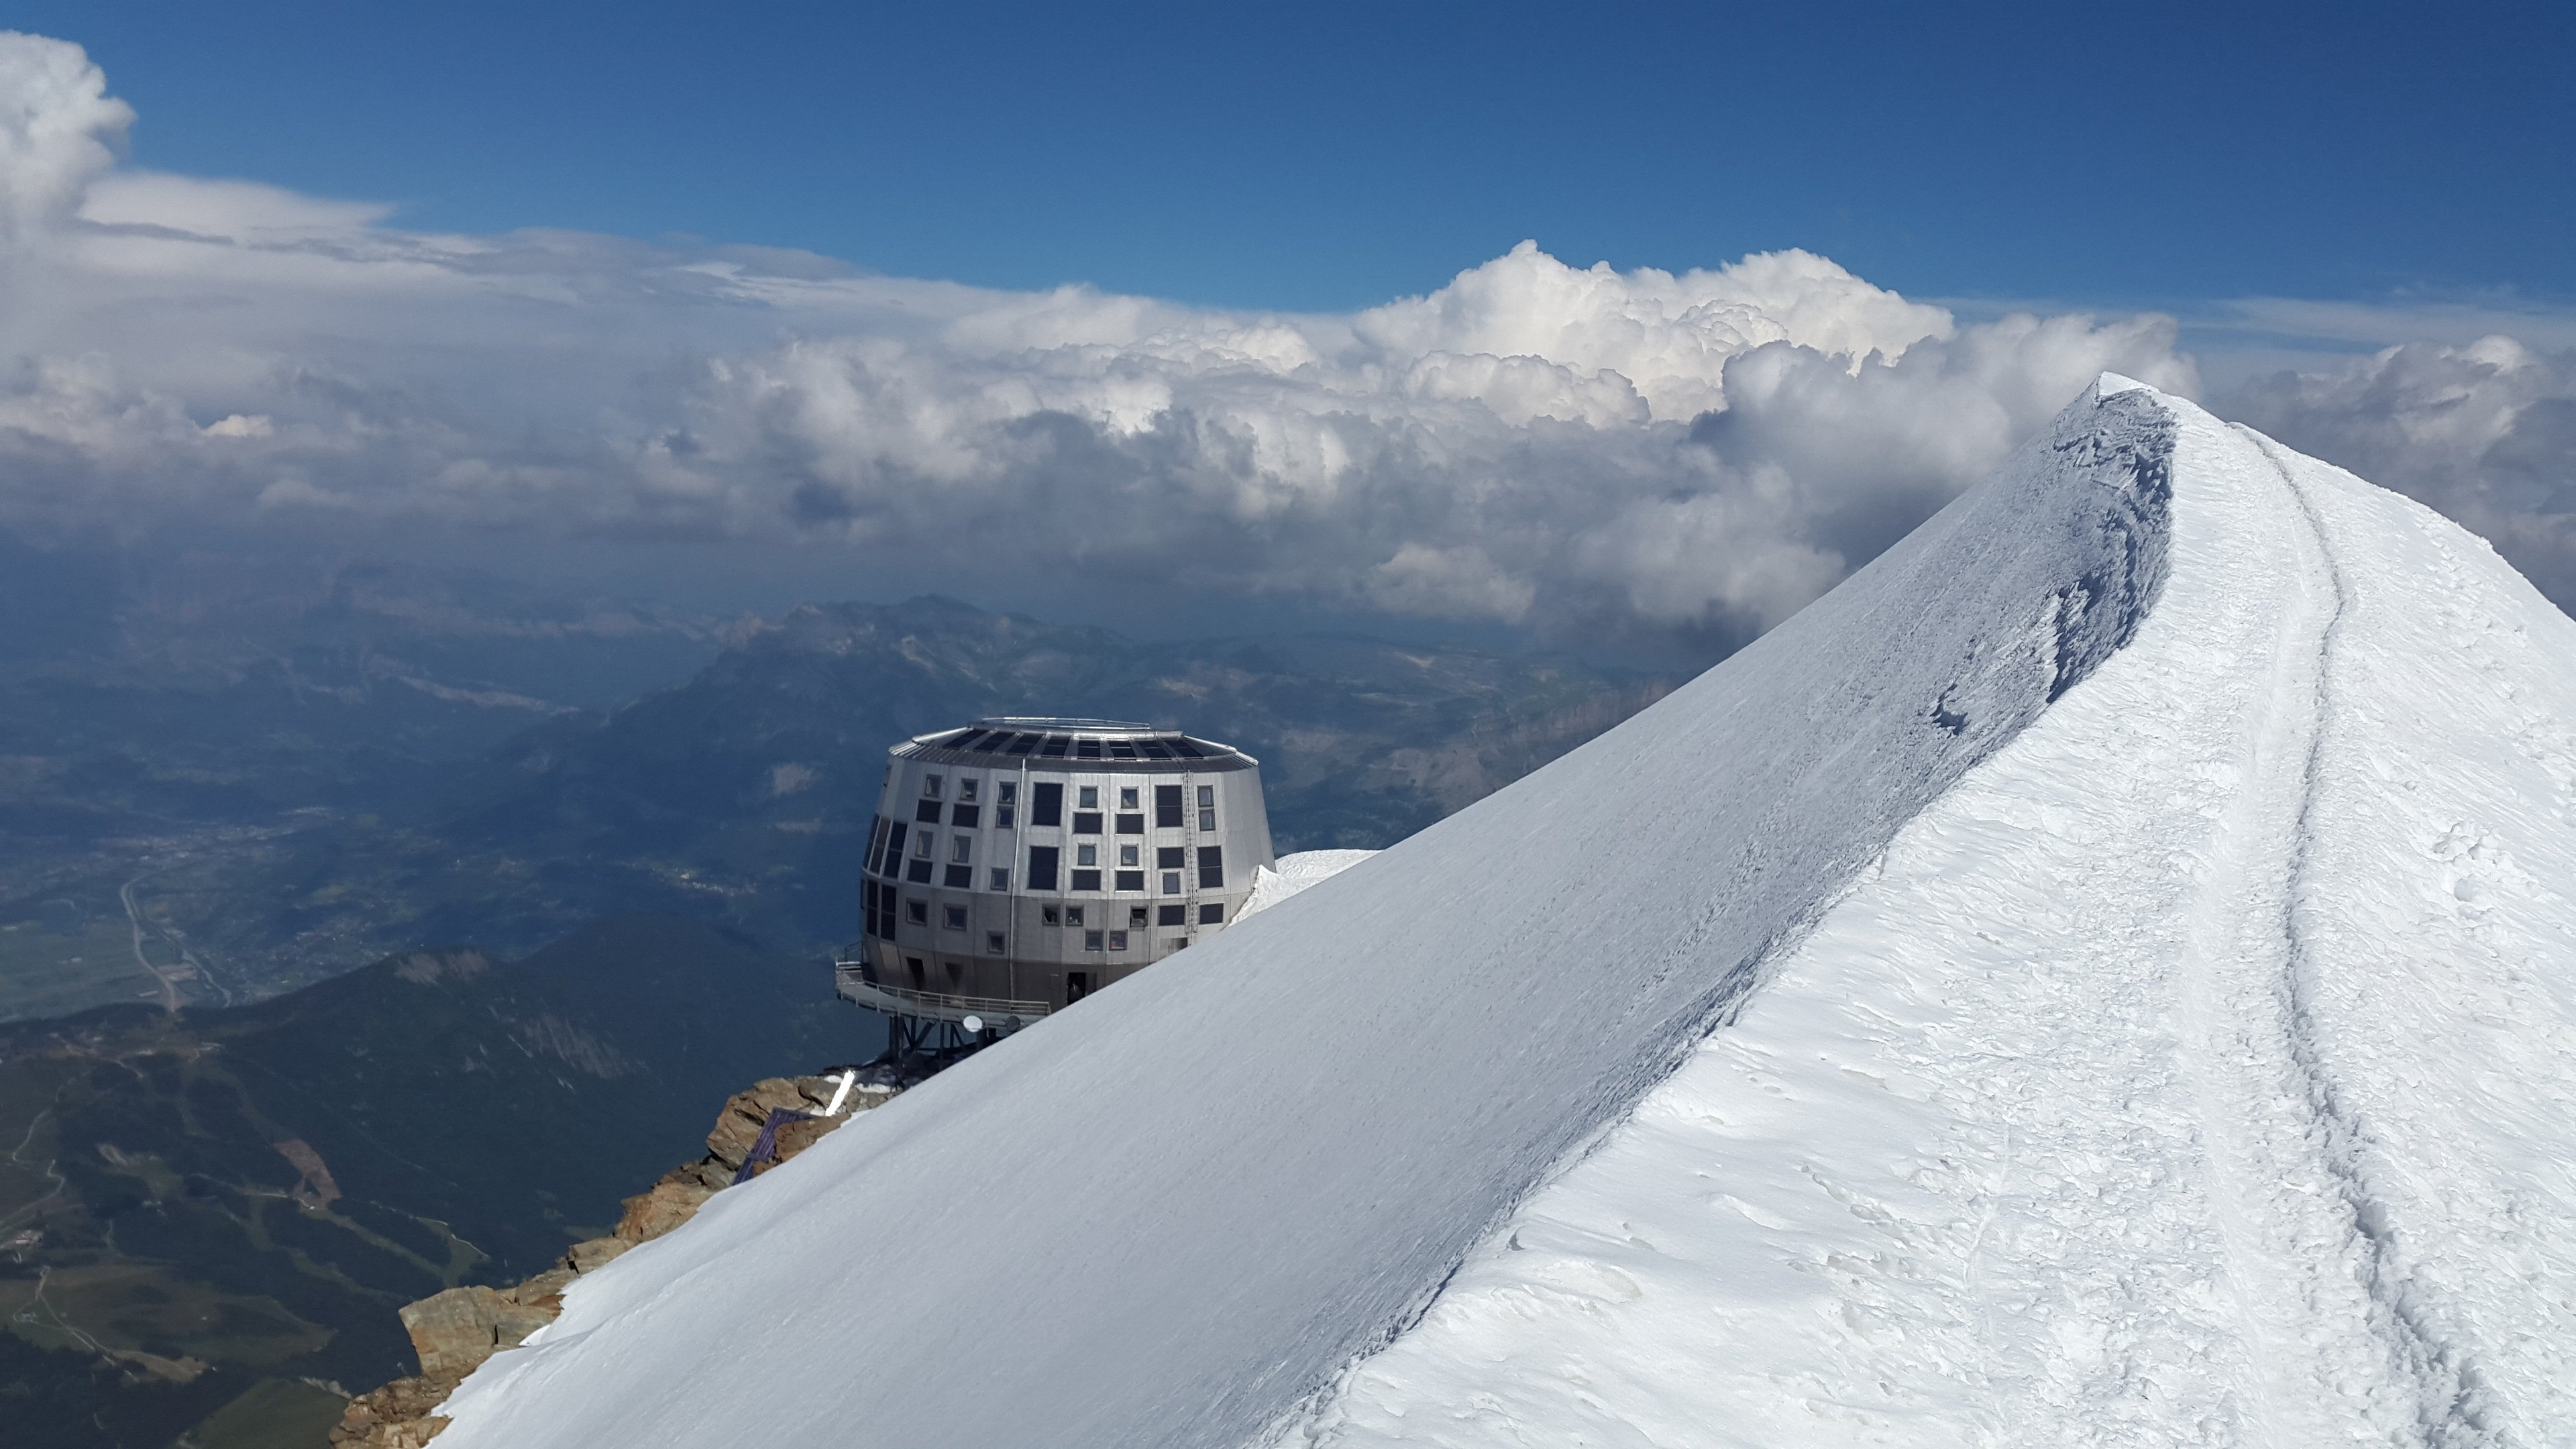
[1065,971,1089,1004]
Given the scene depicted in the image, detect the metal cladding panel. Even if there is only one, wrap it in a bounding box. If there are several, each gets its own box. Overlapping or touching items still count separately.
[857,723,1276,1013]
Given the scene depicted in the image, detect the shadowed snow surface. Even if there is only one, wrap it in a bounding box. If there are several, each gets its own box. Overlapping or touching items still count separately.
[434,382,2176,1448]
[1279,389,2576,1446]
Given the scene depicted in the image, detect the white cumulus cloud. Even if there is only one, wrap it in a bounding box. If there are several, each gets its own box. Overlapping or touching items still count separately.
[0,31,2560,653]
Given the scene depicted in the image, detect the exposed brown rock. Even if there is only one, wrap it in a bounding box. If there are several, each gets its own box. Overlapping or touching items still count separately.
[332,1067,895,1448]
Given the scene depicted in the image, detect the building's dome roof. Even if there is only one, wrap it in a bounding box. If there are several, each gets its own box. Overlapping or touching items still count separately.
[894,717,1256,770]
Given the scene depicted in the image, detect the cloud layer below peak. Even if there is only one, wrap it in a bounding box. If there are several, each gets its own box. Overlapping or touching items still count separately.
[3,31,2568,651]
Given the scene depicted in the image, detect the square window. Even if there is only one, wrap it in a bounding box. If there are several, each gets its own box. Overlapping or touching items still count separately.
[985,931,1006,955]
[943,905,967,930]
[924,775,943,800]
[1119,843,1140,867]
[997,782,1017,805]
[1077,843,1097,866]
[906,858,933,883]
[1065,906,1085,926]
[1128,906,1148,928]
[1028,846,1059,891]
[1197,785,1214,808]
[1197,845,1224,889]
[950,803,980,828]
[989,868,1010,892]
[1115,812,1144,834]
[1107,930,1128,951]
[1042,904,1061,926]
[944,864,973,889]
[1078,786,1099,808]
[1158,904,1186,927]
[1073,811,1103,834]
[1083,929,1104,951]
[951,837,973,863]
[914,799,942,824]
[959,778,978,804]
[1119,787,1139,810]
[1032,782,1063,827]
[905,898,928,924]
[996,806,1014,829]
[1114,869,1145,892]
[1198,809,1215,831]
[1161,871,1181,895]
[1199,902,1224,925]
[1157,847,1185,869]
[1071,868,1101,891]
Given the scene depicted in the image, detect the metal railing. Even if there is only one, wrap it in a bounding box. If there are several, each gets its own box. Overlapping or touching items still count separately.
[834,960,1053,1027]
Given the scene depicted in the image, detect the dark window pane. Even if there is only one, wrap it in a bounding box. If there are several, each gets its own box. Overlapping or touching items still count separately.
[1083,930,1103,951]
[906,858,934,883]
[1158,904,1186,926]
[1169,739,1203,757]
[1199,903,1224,924]
[1138,740,1173,759]
[1161,872,1181,895]
[906,898,927,924]
[943,905,967,930]
[914,799,941,824]
[1198,845,1224,889]
[1008,733,1038,755]
[1041,735,1069,757]
[986,932,1006,953]
[945,863,974,888]
[1028,847,1059,892]
[1156,847,1185,869]
[996,806,1014,829]
[1198,809,1215,831]
[948,729,986,750]
[1114,869,1145,892]
[989,869,1010,892]
[1115,813,1144,835]
[951,803,981,828]
[1070,869,1102,892]
[1065,906,1084,926]
[1075,738,1102,759]
[1156,785,1183,827]
[1032,782,1063,827]
[1073,811,1102,834]
[1108,741,1137,759]
[1107,930,1128,951]
[1128,906,1148,927]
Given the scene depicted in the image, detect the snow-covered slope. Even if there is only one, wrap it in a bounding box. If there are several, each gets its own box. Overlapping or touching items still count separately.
[1279,386,2576,1445]
[436,379,2576,1446]
[1238,849,1382,919]
[434,381,2174,1448]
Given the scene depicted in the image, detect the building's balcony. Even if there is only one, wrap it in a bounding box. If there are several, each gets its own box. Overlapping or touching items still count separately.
[834,959,1054,1028]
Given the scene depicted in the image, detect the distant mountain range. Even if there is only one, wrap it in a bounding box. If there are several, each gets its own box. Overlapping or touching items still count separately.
[1,565,1678,1015]
[0,916,865,1449]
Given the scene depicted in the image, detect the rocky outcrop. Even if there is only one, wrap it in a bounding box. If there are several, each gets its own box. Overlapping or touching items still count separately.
[331,1069,894,1447]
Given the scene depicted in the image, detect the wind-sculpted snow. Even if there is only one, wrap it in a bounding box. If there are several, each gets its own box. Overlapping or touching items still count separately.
[1283,384,2576,1446]
[431,383,2177,1448]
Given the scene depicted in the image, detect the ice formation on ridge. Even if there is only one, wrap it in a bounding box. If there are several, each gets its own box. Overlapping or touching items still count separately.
[433,378,2576,1447]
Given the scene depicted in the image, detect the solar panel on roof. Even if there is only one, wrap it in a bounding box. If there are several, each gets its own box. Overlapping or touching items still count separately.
[1076,739,1102,758]
[1007,733,1038,754]
[1041,736,1069,757]
[1168,739,1204,757]
[973,733,1006,752]
[1138,741,1173,759]
[1108,742,1137,759]
[948,729,987,749]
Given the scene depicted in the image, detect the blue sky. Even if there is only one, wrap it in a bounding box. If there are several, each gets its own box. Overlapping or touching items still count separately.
[2,9,2571,646]
[25,0,2572,312]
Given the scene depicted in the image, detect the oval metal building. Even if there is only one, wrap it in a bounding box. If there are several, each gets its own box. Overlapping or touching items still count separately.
[838,717,1277,1047]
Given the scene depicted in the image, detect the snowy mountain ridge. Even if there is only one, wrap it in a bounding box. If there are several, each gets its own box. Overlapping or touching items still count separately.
[434,378,2575,1446]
